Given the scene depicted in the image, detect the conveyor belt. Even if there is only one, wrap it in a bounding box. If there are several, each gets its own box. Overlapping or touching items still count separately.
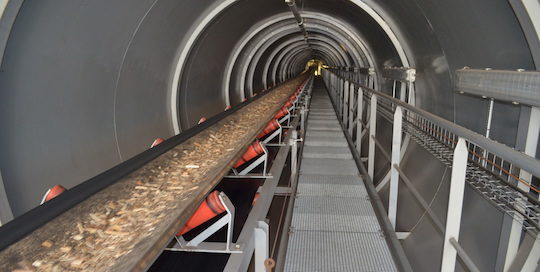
[0,74,309,272]
[284,83,397,271]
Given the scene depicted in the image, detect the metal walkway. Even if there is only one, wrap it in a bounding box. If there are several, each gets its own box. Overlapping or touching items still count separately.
[284,82,397,271]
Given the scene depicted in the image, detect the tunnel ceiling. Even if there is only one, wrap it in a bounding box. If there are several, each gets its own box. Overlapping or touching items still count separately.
[178,0,408,133]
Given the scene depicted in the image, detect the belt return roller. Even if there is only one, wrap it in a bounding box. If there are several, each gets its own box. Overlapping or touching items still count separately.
[257,119,281,139]
[177,190,226,236]
[257,118,284,145]
[227,139,271,177]
[233,140,265,169]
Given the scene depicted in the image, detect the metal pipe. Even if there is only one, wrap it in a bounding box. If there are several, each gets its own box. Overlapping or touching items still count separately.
[285,0,311,50]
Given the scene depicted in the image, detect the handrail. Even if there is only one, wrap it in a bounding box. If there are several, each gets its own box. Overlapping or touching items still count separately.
[449,238,481,272]
[321,68,535,272]
[324,82,414,272]
[325,68,540,179]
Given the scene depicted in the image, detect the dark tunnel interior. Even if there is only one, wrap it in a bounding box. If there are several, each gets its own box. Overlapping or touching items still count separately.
[0,0,539,271]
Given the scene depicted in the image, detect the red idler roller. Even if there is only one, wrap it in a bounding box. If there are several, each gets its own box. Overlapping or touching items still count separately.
[198,117,207,124]
[150,138,165,148]
[290,91,298,99]
[284,100,294,109]
[274,107,289,120]
[289,94,298,102]
[233,140,265,168]
[257,119,280,139]
[41,185,66,204]
[177,190,226,236]
[252,192,260,206]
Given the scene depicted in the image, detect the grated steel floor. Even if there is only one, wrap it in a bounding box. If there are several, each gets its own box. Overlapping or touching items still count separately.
[284,85,397,271]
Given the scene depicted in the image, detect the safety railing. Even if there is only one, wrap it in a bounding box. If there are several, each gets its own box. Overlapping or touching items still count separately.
[321,68,540,272]
[224,76,314,272]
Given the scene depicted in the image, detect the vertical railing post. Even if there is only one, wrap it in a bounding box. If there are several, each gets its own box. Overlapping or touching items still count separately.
[392,80,397,98]
[339,78,343,117]
[343,80,349,125]
[332,73,336,99]
[290,130,298,178]
[368,94,378,179]
[389,106,403,228]
[504,106,540,271]
[254,221,269,272]
[441,138,468,272]
[348,82,354,136]
[356,87,363,155]
[300,107,306,134]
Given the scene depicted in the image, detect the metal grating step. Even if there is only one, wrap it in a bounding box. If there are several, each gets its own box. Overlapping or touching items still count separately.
[285,231,397,272]
[309,112,336,116]
[284,84,397,272]
[304,137,348,147]
[305,131,343,138]
[307,126,343,132]
[309,115,338,122]
[303,146,352,159]
[309,111,335,115]
[291,213,380,232]
[300,158,358,175]
[297,174,363,185]
[308,118,339,126]
[296,183,367,197]
[293,195,375,216]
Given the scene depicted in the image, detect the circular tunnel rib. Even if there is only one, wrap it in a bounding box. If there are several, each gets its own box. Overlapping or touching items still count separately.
[0,0,538,271]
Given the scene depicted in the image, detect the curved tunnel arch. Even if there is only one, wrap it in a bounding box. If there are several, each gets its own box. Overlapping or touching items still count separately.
[270,40,350,87]
[0,1,537,270]
[246,30,362,94]
[276,42,346,83]
[220,10,395,107]
[279,38,356,79]
[229,12,374,101]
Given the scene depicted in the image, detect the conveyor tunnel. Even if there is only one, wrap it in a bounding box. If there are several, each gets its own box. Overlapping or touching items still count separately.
[0,0,540,271]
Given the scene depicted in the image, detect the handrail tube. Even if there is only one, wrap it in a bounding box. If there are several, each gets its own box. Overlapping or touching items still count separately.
[325,69,540,179]
[323,78,414,272]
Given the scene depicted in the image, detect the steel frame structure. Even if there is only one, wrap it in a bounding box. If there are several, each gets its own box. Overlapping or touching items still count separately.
[322,68,540,272]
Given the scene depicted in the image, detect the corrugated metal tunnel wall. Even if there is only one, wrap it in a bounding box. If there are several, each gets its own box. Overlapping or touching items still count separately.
[0,0,537,271]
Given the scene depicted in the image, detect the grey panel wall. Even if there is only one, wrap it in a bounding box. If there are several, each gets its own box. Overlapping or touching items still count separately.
[0,0,158,215]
